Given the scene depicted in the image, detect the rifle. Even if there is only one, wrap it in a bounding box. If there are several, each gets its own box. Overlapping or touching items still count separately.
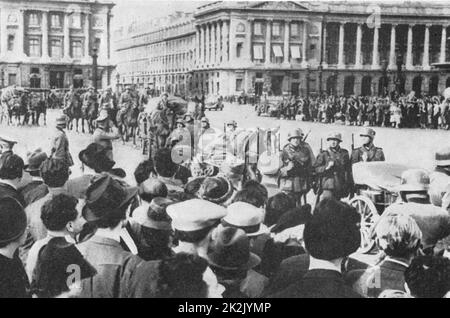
[303,129,312,142]
[314,138,324,206]
[351,133,355,152]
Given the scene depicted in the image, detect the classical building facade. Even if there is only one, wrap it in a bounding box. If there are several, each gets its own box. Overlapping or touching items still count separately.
[0,0,115,90]
[115,1,450,97]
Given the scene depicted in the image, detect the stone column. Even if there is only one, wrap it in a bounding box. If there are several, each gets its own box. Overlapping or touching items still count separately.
[371,25,379,69]
[440,25,447,63]
[388,24,397,69]
[301,21,308,67]
[100,13,108,62]
[214,21,220,65]
[64,13,71,59]
[205,24,210,66]
[16,9,25,57]
[423,24,430,70]
[221,20,229,64]
[0,9,7,56]
[405,24,413,70]
[247,18,253,64]
[322,21,328,66]
[84,13,90,60]
[337,22,345,68]
[265,19,272,66]
[196,26,200,66]
[355,23,362,68]
[41,10,49,59]
[283,19,290,65]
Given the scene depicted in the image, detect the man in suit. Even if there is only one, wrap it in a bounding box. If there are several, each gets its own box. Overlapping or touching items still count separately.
[351,128,385,164]
[346,213,422,298]
[50,115,74,167]
[0,152,26,207]
[269,198,362,298]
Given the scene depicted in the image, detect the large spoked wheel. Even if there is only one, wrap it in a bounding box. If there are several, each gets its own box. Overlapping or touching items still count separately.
[349,195,380,254]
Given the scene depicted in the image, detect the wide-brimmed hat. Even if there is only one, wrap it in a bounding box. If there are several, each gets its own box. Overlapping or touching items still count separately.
[435,147,450,167]
[140,178,168,199]
[24,149,48,172]
[0,135,17,145]
[83,175,139,222]
[96,109,109,122]
[134,197,173,230]
[304,198,360,260]
[397,169,430,192]
[0,197,27,244]
[223,202,268,237]
[167,199,227,232]
[78,143,115,172]
[185,176,233,204]
[55,115,68,127]
[206,226,261,271]
[326,132,342,142]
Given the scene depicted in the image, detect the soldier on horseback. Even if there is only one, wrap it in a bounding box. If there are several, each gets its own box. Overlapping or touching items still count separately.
[99,86,118,126]
[83,86,99,134]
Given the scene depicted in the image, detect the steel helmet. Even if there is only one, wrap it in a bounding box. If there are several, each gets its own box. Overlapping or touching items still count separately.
[398,169,430,192]
[360,127,376,139]
[326,132,342,142]
[287,128,304,141]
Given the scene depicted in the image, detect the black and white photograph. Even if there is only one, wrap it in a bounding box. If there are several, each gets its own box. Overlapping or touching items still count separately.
[0,0,449,300]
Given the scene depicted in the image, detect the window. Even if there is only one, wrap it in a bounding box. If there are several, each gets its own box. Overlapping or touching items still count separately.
[273,45,283,57]
[29,13,39,26]
[291,23,299,37]
[50,39,62,58]
[236,43,243,58]
[71,14,81,29]
[51,14,61,28]
[7,35,14,51]
[29,38,40,57]
[236,78,243,91]
[71,40,83,58]
[272,23,281,36]
[290,45,301,60]
[8,74,17,86]
[30,68,41,88]
[95,38,101,52]
[253,44,264,61]
[254,22,262,36]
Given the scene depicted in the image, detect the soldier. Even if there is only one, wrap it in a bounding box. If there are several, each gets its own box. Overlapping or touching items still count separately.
[351,128,385,164]
[225,120,239,156]
[93,109,120,161]
[278,128,315,206]
[313,132,354,200]
[99,86,117,124]
[63,85,76,112]
[429,147,450,209]
[50,115,74,167]
[166,118,191,148]
[157,92,169,110]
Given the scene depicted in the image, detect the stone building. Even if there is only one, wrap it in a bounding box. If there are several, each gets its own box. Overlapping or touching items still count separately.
[115,1,450,97]
[0,0,115,90]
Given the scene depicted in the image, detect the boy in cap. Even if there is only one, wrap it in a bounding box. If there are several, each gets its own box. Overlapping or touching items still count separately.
[270,198,362,298]
[0,152,26,206]
[0,197,30,298]
[19,149,49,206]
[50,114,74,167]
[313,132,354,200]
[351,128,385,164]
[77,175,142,298]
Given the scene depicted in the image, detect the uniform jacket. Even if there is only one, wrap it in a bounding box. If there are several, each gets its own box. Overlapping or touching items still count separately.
[77,236,143,298]
[351,144,385,164]
[270,269,362,298]
[279,142,315,193]
[119,92,135,109]
[50,128,74,167]
[99,92,116,109]
[314,147,354,197]
[345,258,408,298]
[429,168,450,207]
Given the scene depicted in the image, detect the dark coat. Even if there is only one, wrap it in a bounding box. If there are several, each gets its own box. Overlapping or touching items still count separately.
[345,259,408,298]
[50,128,74,167]
[270,269,363,298]
[351,144,385,164]
[0,182,25,207]
[19,181,48,206]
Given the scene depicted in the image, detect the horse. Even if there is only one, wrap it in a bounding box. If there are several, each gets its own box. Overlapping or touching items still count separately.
[26,92,47,126]
[116,102,141,146]
[8,93,29,126]
[82,93,99,134]
[64,93,83,132]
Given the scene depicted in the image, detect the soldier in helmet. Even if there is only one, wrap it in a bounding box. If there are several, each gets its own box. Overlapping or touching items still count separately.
[313,132,354,200]
[278,128,315,206]
[383,169,450,255]
[351,128,385,164]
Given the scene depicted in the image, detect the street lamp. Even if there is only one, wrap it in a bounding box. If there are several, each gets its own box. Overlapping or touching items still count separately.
[91,47,98,93]
[381,59,388,97]
[318,65,323,96]
[395,53,404,96]
[306,64,310,99]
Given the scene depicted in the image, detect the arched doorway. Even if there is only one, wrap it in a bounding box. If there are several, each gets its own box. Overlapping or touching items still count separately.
[429,76,439,96]
[361,76,372,96]
[412,76,422,97]
[326,75,337,95]
[378,76,389,96]
[343,76,355,96]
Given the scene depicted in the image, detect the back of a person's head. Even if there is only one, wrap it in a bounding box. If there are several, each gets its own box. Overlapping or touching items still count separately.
[265,193,296,227]
[40,158,69,188]
[0,153,24,180]
[41,194,79,232]
[375,214,422,259]
[242,180,268,201]
[134,159,155,185]
[154,148,178,178]
[160,253,208,298]
[405,255,450,298]
[231,188,265,208]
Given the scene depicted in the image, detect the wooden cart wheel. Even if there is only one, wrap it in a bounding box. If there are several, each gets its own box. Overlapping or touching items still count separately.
[349,195,380,254]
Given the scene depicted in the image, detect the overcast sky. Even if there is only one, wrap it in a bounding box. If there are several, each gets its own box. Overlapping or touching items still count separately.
[111,0,204,28]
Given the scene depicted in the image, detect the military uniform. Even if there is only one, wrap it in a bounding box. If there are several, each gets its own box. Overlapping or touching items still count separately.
[50,126,74,167]
[429,148,450,208]
[351,144,385,164]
